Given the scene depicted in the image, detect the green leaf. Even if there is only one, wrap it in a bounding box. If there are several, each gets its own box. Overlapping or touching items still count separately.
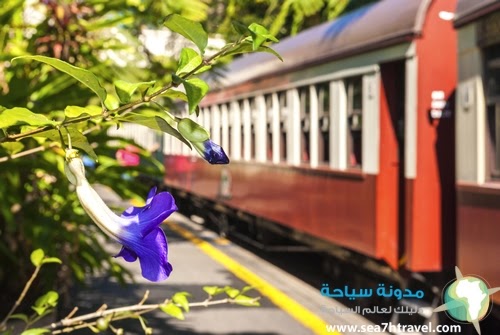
[20,329,50,335]
[234,295,260,307]
[182,78,209,114]
[203,286,226,296]
[223,40,283,61]
[0,107,57,129]
[12,56,107,104]
[224,286,240,299]
[42,257,62,265]
[30,249,45,267]
[31,306,47,316]
[114,80,156,103]
[64,105,102,119]
[9,313,29,323]
[240,286,255,294]
[176,48,203,76]
[117,112,191,149]
[34,291,59,308]
[163,14,208,54]
[177,118,209,142]
[161,89,188,102]
[160,302,184,320]
[232,21,250,35]
[172,292,191,312]
[104,94,120,110]
[1,142,24,155]
[248,23,279,50]
[32,291,58,316]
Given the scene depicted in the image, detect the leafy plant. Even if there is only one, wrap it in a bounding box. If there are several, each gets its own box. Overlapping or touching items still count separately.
[0,250,259,334]
[0,2,279,333]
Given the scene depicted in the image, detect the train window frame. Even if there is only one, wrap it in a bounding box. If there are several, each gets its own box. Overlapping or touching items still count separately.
[345,76,363,169]
[299,86,311,164]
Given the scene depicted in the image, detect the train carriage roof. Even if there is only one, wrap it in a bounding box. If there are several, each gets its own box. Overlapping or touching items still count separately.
[211,0,432,89]
[454,0,500,27]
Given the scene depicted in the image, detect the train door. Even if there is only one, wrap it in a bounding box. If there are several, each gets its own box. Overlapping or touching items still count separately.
[378,60,406,269]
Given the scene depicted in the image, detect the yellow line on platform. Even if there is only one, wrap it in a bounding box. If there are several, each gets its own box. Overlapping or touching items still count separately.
[166,221,340,335]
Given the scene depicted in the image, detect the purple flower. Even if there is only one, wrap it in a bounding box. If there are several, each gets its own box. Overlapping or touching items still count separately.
[193,139,230,164]
[114,186,176,281]
[64,149,177,282]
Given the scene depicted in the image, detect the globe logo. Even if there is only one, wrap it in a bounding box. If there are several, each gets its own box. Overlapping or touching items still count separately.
[433,267,500,335]
[444,276,490,322]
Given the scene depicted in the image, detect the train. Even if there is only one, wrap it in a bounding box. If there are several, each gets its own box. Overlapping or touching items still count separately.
[121,0,500,331]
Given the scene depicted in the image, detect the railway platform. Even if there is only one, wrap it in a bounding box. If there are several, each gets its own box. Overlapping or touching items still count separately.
[70,185,385,334]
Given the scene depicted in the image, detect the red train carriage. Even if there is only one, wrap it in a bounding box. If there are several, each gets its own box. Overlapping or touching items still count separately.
[454,0,500,306]
[164,0,458,280]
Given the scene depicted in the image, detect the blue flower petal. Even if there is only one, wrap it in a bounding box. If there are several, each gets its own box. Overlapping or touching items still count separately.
[145,186,157,205]
[115,246,138,262]
[128,228,173,281]
[121,187,158,218]
[137,192,177,237]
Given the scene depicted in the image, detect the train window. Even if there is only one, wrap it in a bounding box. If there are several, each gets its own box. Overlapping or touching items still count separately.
[211,105,221,146]
[317,83,330,164]
[279,92,288,162]
[345,76,363,168]
[485,48,500,100]
[222,103,230,157]
[265,94,273,161]
[229,101,241,161]
[299,87,310,163]
[487,105,500,178]
[203,107,211,137]
[485,44,500,178]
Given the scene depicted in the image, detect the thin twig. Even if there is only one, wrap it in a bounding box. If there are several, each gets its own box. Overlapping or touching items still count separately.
[138,290,149,305]
[0,265,42,330]
[63,307,79,320]
[0,143,58,163]
[0,125,99,164]
[45,296,259,331]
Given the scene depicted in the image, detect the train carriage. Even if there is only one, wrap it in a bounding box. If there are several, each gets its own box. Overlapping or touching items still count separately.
[454,0,500,305]
[99,0,500,331]
[164,0,458,283]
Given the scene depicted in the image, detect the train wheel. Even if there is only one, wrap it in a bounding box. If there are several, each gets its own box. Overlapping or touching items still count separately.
[216,213,229,238]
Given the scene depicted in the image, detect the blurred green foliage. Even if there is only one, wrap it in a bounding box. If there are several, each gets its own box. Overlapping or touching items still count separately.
[0,0,282,318]
[0,0,209,314]
[208,0,378,39]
